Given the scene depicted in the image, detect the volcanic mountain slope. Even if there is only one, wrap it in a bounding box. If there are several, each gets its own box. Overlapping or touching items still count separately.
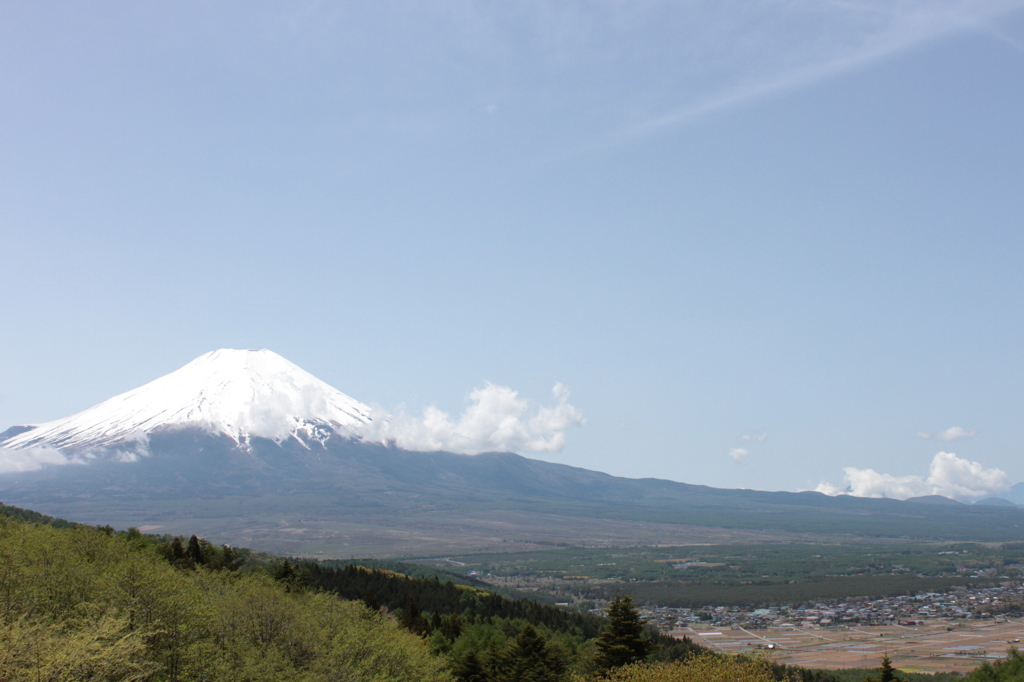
[2,349,1024,557]
[2,348,372,453]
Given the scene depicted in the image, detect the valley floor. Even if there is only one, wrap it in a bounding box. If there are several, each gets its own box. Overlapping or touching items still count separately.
[680,618,1024,674]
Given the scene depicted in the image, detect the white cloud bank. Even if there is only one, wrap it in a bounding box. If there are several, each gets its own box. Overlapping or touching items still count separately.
[358,382,585,455]
[816,452,1009,500]
[916,426,977,441]
[0,446,69,474]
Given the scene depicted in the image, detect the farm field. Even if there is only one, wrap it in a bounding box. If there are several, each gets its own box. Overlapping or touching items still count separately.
[414,541,1020,608]
[679,619,1024,674]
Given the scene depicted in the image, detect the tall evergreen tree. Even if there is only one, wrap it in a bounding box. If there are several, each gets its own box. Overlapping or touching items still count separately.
[489,624,567,682]
[879,655,898,682]
[167,536,193,569]
[594,595,655,671]
[863,654,900,682]
[185,535,205,565]
[362,590,381,612]
[453,650,489,682]
[400,595,430,636]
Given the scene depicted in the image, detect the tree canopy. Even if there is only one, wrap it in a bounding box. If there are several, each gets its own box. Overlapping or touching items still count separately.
[594,595,656,671]
[0,515,450,681]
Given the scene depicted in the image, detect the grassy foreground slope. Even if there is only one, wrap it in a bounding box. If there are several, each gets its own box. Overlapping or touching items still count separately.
[0,515,449,681]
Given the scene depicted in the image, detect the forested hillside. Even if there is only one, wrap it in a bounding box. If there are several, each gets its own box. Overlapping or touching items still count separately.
[0,503,989,681]
[0,515,449,681]
[0,510,706,681]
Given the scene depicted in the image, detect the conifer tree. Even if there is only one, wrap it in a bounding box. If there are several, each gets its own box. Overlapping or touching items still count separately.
[453,650,489,682]
[489,624,567,682]
[880,655,898,682]
[595,595,655,671]
[363,590,381,612]
[863,654,900,682]
[400,595,430,636]
[185,534,205,565]
[168,536,193,569]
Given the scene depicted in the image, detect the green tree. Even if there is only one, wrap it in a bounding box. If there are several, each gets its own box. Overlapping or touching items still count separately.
[488,624,567,682]
[595,596,655,671]
[863,654,900,682]
[0,515,454,682]
[879,655,898,682]
[964,647,1024,681]
[0,613,159,682]
[363,590,382,612]
[400,595,431,636]
[453,649,489,682]
[601,653,777,682]
[167,536,194,569]
[186,534,205,565]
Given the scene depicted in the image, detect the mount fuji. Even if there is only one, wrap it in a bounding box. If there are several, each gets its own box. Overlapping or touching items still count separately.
[1,349,373,455]
[3,349,1024,557]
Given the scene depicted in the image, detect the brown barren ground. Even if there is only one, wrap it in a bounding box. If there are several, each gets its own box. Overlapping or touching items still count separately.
[678,619,1024,675]
[106,506,846,558]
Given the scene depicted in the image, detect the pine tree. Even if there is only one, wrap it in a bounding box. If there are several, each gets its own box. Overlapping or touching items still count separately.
[453,650,489,682]
[489,624,567,682]
[363,590,381,612]
[400,595,430,635]
[594,595,655,671]
[185,535,205,565]
[167,536,194,569]
[879,655,898,682]
[863,654,900,682]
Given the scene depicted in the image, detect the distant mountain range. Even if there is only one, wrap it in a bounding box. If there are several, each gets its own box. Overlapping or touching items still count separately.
[2,349,1023,557]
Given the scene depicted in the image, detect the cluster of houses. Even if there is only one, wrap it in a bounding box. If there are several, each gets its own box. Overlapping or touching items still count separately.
[631,585,1024,632]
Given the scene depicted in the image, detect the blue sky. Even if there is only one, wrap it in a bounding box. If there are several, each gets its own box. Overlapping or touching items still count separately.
[3,1,1024,496]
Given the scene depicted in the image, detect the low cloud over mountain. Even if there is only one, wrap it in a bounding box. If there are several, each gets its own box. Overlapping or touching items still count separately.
[0,446,67,474]
[358,382,585,455]
[0,351,585,466]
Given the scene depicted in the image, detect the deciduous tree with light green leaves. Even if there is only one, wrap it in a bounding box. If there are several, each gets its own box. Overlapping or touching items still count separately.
[0,515,452,682]
[599,652,781,682]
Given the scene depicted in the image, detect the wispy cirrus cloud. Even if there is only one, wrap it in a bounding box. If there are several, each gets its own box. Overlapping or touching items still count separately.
[616,0,1024,137]
[241,1,1024,151]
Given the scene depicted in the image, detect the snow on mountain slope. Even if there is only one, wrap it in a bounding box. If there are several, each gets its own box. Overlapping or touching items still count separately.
[2,349,372,452]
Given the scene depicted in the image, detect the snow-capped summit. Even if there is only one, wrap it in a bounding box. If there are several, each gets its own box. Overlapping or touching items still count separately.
[2,349,372,452]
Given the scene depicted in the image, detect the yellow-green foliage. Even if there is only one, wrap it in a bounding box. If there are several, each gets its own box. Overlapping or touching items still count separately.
[598,652,782,682]
[0,612,157,681]
[0,517,451,681]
